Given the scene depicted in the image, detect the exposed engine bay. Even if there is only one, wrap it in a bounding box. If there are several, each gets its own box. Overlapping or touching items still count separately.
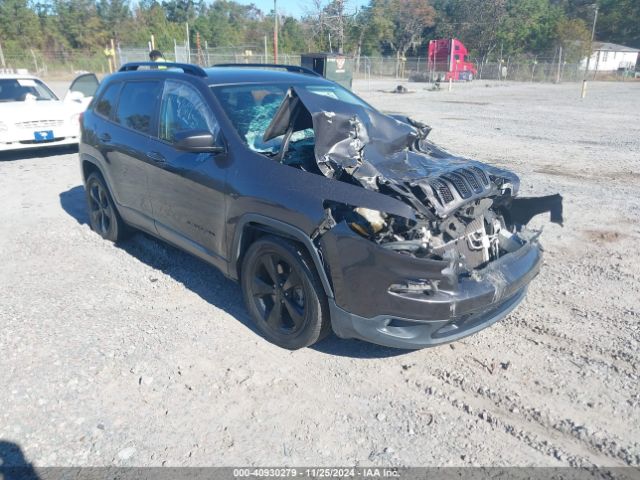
[262,86,564,271]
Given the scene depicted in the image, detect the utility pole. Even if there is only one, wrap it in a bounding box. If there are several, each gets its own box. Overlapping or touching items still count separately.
[273,0,278,63]
[336,0,345,53]
[196,31,202,66]
[581,4,598,99]
[264,35,268,63]
[0,41,6,69]
[186,22,191,63]
[555,46,563,83]
[110,38,116,69]
[498,42,503,81]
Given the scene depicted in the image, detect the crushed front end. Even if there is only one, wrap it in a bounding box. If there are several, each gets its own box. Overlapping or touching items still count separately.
[321,222,543,348]
[263,86,563,348]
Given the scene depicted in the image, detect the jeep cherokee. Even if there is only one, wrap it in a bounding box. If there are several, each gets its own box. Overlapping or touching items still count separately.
[79,62,562,350]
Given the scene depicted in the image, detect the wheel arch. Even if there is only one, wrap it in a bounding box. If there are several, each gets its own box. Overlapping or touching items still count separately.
[231,214,334,299]
[81,155,104,183]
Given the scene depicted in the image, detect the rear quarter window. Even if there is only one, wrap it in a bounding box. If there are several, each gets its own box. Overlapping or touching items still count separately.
[95,82,121,119]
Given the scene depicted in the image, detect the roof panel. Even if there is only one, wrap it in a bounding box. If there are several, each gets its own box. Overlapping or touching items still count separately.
[593,42,640,52]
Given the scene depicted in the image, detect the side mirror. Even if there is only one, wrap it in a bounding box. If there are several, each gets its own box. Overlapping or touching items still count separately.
[173,130,225,153]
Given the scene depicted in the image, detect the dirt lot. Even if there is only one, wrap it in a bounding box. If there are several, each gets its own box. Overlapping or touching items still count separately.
[1,79,639,467]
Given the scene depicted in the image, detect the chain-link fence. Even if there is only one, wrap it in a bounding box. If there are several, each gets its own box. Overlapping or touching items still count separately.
[1,50,109,77]
[1,48,635,82]
[117,45,302,66]
[0,45,302,77]
[354,56,637,82]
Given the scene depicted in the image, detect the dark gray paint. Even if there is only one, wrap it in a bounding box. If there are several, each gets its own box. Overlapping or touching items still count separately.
[79,65,562,348]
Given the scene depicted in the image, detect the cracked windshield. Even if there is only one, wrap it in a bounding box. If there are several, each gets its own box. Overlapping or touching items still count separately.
[212,83,371,156]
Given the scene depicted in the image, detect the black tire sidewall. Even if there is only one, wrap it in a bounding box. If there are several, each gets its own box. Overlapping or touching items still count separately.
[241,237,328,350]
[85,172,122,242]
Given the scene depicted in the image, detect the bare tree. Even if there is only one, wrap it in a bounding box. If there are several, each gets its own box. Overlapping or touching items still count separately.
[435,0,507,65]
[367,0,434,75]
[305,0,354,53]
[386,0,436,59]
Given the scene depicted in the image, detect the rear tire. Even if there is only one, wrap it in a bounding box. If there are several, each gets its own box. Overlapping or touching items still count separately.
[85,172,129,242]
[241,236,331,349]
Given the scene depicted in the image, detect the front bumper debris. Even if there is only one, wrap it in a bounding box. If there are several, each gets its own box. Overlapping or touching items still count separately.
[329,240,542,349]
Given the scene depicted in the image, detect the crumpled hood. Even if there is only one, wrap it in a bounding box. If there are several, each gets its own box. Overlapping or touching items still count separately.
[264,86,519,218]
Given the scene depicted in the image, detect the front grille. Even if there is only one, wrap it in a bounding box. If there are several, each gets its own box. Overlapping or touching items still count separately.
[16,119,64,129]
[19,137,65,144]
[430,178,454,204]
[458,168,482,193]
[443,172,472,198]
[428,167,493,208]
[469,166,490,186]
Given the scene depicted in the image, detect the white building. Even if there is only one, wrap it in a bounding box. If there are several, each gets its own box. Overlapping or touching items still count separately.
[581,42,639,71]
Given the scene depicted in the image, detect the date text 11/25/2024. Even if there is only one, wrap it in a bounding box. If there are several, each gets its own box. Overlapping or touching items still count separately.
[233,468,401,478]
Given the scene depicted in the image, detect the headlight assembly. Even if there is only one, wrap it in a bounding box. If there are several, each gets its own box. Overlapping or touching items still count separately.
[348,207,387,237]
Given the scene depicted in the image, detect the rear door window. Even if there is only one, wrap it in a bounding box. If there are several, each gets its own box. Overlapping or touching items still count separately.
[115,81,162,135]
[95,82,121,119]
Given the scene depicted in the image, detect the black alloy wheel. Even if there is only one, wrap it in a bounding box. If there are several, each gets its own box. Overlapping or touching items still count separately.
[85,172,128,242]
[241,236,330,349]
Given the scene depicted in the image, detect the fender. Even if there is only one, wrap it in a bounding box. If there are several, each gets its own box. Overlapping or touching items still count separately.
[230,213,334,299]
[79,152,105,182]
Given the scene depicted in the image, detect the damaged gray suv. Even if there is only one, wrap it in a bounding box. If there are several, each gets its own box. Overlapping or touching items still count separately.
[80,62,563,350]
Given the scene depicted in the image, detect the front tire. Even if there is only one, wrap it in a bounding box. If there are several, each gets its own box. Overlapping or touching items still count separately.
[241,236,331,349]
[85,172,128,242]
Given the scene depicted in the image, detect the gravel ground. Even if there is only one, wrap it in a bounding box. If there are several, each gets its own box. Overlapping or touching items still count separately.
[0,79,639,467]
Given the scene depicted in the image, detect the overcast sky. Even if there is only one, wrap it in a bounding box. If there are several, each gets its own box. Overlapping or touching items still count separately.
[236,0,367,18]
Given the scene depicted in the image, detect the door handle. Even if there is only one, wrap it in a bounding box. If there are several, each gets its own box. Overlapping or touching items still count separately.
[146,151,167,166]
[99,132,111,143]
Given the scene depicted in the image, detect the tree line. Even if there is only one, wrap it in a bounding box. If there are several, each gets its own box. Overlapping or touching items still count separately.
[0,0,638,63]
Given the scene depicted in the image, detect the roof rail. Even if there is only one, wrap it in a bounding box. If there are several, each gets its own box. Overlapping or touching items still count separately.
[213,63,321,77]
[118,62,207,77]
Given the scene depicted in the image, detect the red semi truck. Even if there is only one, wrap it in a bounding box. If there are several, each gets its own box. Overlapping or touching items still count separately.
[427,38,477,81]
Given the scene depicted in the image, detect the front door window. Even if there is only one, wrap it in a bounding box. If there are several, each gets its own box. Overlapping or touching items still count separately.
[159,80,219,143]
